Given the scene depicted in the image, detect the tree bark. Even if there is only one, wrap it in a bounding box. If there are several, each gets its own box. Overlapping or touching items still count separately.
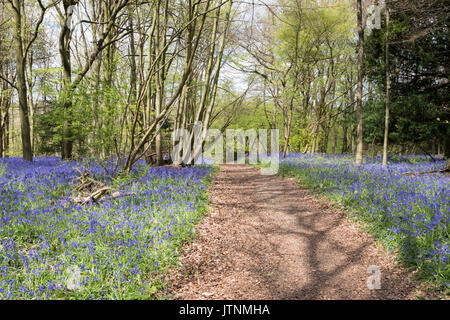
[341,122,348,154]
[58,0,75,159]
[12,0,32,161]
[154,0,169,166]
[355,0,364,166]
[382,6,390,167]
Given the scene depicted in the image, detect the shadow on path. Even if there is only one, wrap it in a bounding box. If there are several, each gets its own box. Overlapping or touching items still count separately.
[168,164,426,300]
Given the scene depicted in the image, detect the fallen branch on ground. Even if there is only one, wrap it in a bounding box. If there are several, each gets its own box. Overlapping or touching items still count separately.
[70,167,136,205]
[403,161,450,176]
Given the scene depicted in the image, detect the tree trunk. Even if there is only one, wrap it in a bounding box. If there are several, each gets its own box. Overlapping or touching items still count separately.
[3,96,9,156]
[444,133,450,159]
[332,126,338,154]
[382,5,390,167]
[154,0,168,166]
[0,63,6,158]
[128,8,137,104]
[355,0,364,166]
[0,87,2,158]
[12,0,32,161]
[59,1,74,160]
[341,122,348,154]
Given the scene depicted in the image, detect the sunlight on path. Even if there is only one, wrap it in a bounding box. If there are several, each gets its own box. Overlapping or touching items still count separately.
[167,164,430,300]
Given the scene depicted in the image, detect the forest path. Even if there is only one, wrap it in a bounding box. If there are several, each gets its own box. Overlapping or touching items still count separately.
[166,164,427,299]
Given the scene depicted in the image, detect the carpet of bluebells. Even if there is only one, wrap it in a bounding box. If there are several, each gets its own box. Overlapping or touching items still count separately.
[279,154,449,287]
[0,157,213,299]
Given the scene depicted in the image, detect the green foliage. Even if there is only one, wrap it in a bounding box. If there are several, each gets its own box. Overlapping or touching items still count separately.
[34,103,63,155]
[364,6,449,153]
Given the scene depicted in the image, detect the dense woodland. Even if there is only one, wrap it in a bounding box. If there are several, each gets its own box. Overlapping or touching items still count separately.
[0,0,449,300]
[0,0,448,168]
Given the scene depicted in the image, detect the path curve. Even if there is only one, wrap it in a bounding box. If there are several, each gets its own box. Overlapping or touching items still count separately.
[166,164,429,299]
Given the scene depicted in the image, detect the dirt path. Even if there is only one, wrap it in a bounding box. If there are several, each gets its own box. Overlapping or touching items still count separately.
[166,164,430,300]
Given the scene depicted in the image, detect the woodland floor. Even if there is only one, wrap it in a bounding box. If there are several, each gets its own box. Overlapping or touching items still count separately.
[165,164,437,300]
